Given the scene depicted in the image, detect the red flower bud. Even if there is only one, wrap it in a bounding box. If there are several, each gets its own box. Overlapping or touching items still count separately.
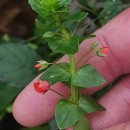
[34,60,49,70]
[99,47,109,54]
[34,80,50,94]
[96,47,109,57]
[34,64,42,69]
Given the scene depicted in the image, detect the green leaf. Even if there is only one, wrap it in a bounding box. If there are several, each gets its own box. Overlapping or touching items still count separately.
[79,95,105,113]
[43,31,54,38]
[0,82,22,112]
[29,0,69,21]
[0,43,39,87]
[48,37,79,54]
[35,19,52,29]
[45,11,68,23]
[49,119,58,130]
[74,117,91,130]
[86,0,97,9]
[40,0,59,13]
[35,19,57,37]
[41,0,59,6]
[59,0,71,6]
[40,62,71,84]
[64,12,88,23]
[28,0,48,18]
[72,64,105,88]
[55,99,85,129]
[99,0,123,24]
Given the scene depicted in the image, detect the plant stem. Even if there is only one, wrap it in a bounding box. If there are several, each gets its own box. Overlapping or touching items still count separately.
[55,15,79,103]
[50,88,66,98]
[69,55,79,103]
[80,55,95,67]
[24,36,37,43]
[76,49,91,66]
[61,29,79,104]
[69,55,75,74]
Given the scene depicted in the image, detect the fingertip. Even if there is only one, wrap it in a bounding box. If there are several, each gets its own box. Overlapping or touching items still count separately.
[12,77,70,127]
[12,82,48,127]
[12,75,45,127]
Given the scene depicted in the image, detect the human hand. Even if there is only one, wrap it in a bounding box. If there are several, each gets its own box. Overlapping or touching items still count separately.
[13,9,130,130]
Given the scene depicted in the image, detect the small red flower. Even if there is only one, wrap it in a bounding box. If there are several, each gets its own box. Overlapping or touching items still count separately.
[96,47,109,57]
[99,47,109,54]
[34,80,50,94]
[34,64,42,69]
[34,60,49,70]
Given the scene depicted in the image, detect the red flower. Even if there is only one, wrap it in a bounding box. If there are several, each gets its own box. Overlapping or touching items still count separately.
[99,47,109,54]
[34,60,49,70]
[34,80,50,94]
[96,47,109,57]
[34,64,42,69]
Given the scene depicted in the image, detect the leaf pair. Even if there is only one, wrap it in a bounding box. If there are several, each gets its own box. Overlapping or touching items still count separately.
[63,12,88,24]
[55,95,105,129]
[29,0,48,18]
[40,63,105,88]
[72,64,105,87]
[40,63,71,84]
[29,0,70,19]
[47,37,79,55]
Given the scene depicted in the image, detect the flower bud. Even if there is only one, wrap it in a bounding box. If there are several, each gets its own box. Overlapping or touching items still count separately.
[96,47,109,57]
[35,64,42,69]
[90,41,99,50]
[34,80,50,94]
[34,60,49,70]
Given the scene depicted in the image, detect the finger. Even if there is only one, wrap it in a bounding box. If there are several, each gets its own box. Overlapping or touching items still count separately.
[13,8,130,127]
[105,121,130,130]
[13,76,70,127]
[88,75,130,130]
[78,8,130,94]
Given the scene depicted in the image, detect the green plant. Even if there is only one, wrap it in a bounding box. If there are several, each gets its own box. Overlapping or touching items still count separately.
[0,0,129,130]
[0,0,129,129]
[28,0,110,130]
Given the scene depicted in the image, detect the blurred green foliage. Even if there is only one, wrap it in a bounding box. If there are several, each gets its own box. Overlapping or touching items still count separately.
[99,0,123,24]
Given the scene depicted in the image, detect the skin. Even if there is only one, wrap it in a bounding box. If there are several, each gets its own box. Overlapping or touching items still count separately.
[13,9,130,130]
